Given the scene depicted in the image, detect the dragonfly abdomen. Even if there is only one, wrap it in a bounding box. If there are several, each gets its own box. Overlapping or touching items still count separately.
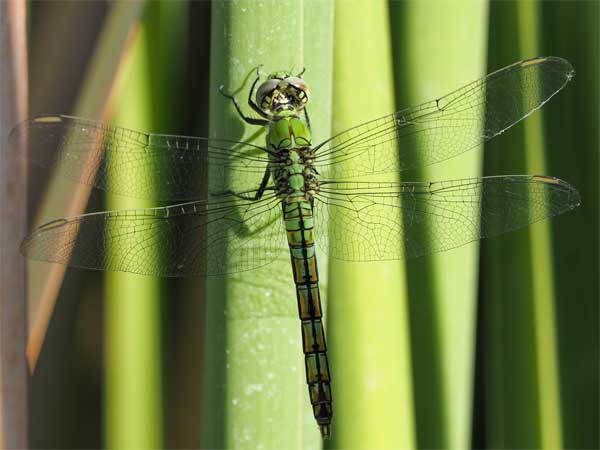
[283,195,332,439]
[269,115,331,437]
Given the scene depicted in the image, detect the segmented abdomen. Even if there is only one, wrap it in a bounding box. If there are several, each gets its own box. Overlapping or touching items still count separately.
[283,195,332,438]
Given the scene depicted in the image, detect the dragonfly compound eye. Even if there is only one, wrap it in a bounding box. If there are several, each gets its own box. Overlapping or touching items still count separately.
[256,79,280,111]
[286,76,310,105]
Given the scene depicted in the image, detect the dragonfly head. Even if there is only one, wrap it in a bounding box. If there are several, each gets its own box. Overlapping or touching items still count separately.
[256,72,310,115]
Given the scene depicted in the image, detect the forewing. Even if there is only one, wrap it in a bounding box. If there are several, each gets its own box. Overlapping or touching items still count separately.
[314,175,580,261]
[314,57,574,179]
[10,115,271,200]
[21,193,286,277]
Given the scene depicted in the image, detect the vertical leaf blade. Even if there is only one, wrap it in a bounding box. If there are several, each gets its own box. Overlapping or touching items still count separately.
[541,2,599,449]
[104,2,192,447]
[482,2,567,448]
[389,2,488,448]
[329,1,415,447]
[204,1,333,447]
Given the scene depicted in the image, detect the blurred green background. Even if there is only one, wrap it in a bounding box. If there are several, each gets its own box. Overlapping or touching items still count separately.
[19,0,597,448]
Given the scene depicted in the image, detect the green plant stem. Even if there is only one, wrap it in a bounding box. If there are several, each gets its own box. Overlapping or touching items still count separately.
[203,1,333,447]
[104,2,189,447]
[389,2,488,448]
[105,9,163,448]
[541,2,599,449]
[517,3,563,449]
[483,2,561,448]
[328,1,415,448]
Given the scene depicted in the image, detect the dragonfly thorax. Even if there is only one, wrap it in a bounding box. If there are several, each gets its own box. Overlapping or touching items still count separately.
[272,147,319,200]
[266,115,318,200]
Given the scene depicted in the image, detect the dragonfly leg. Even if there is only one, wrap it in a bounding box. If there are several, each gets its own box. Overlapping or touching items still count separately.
[303,107,312,133]
[219,83,269,126]
[212,167,271,201]
[247,66,272,120]
[248,167,272,200]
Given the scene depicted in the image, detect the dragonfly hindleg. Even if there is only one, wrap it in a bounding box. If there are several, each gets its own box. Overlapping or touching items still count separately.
[212,167,272,201]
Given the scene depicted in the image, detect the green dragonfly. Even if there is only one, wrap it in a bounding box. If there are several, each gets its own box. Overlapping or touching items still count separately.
[14,56,580,439]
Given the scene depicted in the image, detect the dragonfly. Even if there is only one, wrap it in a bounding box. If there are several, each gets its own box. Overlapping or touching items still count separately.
[13,56,580,439]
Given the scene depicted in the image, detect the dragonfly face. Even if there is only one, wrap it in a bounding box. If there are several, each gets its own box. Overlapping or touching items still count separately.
[256,74,310,115]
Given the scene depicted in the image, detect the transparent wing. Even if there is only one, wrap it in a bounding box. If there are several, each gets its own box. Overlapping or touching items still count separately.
[10,115,272,200]
[21,191,287,277]
[314,175,580,261]
[313,57,574,179]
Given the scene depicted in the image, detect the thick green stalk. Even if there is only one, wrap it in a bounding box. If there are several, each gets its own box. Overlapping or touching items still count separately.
[483,2,564,448]
[389,2,488,448]
[105,24,163,450]
[104,2,188,447]
[541,2,599,449]
[203,1,333,447]
[328,1,414,448]
[483,6,535,447]
[517,4,563,449]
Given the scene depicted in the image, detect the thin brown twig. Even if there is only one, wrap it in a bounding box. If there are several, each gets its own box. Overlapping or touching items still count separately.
[0,0,29,447]
[26,3,145,371]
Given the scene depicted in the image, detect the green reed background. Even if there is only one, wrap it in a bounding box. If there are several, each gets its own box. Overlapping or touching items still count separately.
[22,1,597,448]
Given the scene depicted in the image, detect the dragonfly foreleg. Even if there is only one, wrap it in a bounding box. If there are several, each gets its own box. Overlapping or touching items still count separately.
[219,81,269,126]
[247,65,272,120]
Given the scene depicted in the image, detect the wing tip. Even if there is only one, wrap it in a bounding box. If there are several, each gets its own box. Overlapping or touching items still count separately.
[520,55,576,82]
[531,174,581,209]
